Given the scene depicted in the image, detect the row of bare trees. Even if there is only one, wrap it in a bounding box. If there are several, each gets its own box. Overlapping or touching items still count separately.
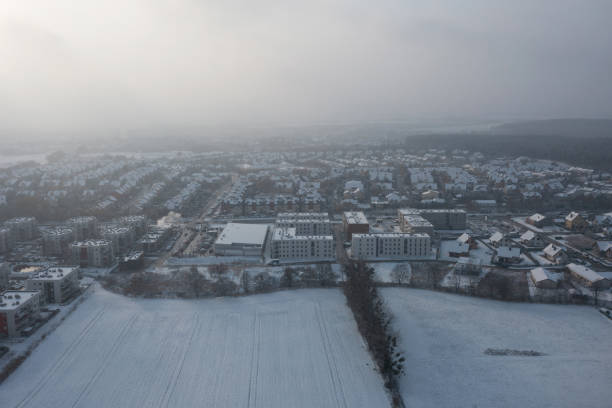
[342,261,405,407]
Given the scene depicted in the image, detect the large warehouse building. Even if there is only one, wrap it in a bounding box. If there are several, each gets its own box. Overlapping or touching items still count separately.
[214,223,270,257]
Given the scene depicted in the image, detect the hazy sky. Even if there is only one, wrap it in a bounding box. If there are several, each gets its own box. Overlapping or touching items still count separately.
[1,0,612,137]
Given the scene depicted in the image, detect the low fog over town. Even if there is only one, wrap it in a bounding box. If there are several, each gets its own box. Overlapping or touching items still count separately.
[1,0,612,407]
[1,128,611,407]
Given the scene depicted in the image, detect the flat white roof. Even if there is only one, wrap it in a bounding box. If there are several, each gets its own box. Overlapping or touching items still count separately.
[276,212,329,220]
[71,239,112,247]
[28,267,78,281]
[353,233,430,239]
[272,227,333,241]
[215,223,269,246]
[404,215,433,226]
[0,291,39,311]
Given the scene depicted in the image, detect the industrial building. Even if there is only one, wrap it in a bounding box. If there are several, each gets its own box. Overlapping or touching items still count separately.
[0,291,41,337]
[270,227,335,261]
[70,240,114,268]
[351,233,431,260]
[342,211,369,240]
[213,223,270,256]
[25,266,80,304]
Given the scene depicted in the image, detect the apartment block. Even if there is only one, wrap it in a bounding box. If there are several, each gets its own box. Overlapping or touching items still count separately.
[351,233,431,260]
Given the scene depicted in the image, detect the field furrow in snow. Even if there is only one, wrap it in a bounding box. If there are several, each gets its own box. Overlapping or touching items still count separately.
[0,287,389,408]
[382,287,612,408]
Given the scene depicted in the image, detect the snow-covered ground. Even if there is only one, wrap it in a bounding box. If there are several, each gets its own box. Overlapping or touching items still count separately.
[511,217,567,234]
[166,255,263,265]
[383,288,612,408]
[0,287,389,408]
[439,239,494,265]
[371,262,412,283]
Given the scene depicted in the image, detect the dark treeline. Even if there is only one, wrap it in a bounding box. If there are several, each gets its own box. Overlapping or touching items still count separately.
[343,261,405,407]
[405,133,612,171]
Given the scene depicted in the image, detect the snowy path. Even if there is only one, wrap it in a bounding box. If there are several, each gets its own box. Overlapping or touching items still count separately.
[383,288,612,408]
[0,288,389,408]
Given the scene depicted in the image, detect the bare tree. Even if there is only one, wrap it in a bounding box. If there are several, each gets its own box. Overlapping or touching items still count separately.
[241,271,251,293]
[186,266,208,298]
[316,264,337,287]
[280,267,295,288]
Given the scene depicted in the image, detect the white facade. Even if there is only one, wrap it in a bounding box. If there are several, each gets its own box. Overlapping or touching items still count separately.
[42,227,74,256]
[351,233,431,260]
[4,217,37,241]
[119,215,148,238]
[0,227,13,253]
[68,216,98,241]
[270,227,335,261]
[101,225,134,255]
[0,291,41,337]
[71,240,114,267]
[0,263,8,289]
[275,212,332,236]
[25,267,80,304]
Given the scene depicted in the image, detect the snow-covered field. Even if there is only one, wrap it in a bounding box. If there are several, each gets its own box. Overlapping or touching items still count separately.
[0,287,389,408]
[383,288,612,408]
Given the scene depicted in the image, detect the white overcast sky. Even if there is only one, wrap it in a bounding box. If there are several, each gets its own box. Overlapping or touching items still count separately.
[1,0,611,138]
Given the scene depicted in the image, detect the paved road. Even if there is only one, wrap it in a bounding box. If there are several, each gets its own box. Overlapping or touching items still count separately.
[153,178,235,267]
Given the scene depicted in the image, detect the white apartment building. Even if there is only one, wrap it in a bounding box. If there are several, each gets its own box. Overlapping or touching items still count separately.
[119,215,148,238]
[70,240,114,268]
[398,208,466,231]
[42,227,74,256]
[399,214,435,235]
[101,225,134,255]
[0,227,14,253]
[270,227,335,261]
[0,291,41,337]
[351,233,431,260]
[275,212,332,236]
[0,262,8,289]
[67,216,98,241]
[4,217,37,241]
[25,266,80,304]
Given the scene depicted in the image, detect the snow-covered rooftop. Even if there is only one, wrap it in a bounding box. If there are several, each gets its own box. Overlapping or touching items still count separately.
[567,263,606,283]
[0,291,39,310]
[28,266,79,281]
[215,223,269,246]
[343,211,368,225]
